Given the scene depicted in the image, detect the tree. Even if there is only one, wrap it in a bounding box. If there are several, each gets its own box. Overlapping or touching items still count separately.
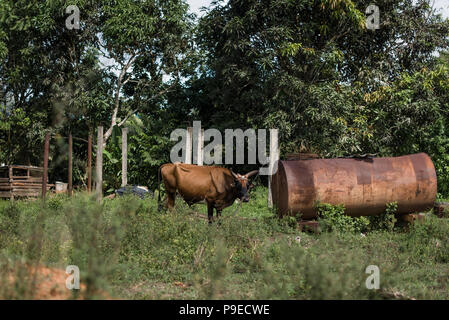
[96,0,195,146]
[0,0,195,186]
[195,0,449,154]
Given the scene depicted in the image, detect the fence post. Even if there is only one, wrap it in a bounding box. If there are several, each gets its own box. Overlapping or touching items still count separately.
[268,129,279,208]
[9,166,13,201]
[96,126,103,202]
[87,133,92,192]
[68,133,73,196]
[122,127,128,187]
[42,132,50,200]
[185,127,193,164]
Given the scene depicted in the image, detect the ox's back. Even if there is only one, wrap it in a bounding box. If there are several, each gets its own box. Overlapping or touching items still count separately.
[158,163,258,222]
[160,163,234,204]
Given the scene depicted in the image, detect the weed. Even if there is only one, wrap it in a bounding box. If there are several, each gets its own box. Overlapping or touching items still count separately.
[368,202,397,232]
[316,203,369,234]
[0,187,447,300]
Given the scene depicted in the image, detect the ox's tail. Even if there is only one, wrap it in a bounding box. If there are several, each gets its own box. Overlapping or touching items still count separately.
[157,163,171,211]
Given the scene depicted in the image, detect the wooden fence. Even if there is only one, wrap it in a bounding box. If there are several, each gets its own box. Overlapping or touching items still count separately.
[0,165,53,200]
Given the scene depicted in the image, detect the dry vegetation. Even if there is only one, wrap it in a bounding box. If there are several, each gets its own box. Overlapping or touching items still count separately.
[0,188,448,300]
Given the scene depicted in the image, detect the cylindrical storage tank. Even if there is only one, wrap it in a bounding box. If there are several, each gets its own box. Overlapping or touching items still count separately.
[271,153,437,219]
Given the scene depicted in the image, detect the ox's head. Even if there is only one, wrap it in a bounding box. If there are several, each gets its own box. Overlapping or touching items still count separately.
[230,170,258,202]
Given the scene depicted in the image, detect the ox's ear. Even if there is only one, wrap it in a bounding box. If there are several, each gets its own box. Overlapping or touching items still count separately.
[244,170,259,179]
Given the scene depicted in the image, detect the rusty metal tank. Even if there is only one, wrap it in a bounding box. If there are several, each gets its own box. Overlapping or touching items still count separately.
[271,153,437,219]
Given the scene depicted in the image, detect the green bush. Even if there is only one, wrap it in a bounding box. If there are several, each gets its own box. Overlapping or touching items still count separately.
[0,189,449,300]
[316,203,369,234]
[401,216,449,264]
[368,202,398,232]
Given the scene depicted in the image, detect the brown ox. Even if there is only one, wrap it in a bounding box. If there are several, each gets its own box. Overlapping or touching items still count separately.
[158,163,258,223]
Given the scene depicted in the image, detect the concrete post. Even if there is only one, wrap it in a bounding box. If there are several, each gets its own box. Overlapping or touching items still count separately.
[268,129,279,208]
[121,127,128,187]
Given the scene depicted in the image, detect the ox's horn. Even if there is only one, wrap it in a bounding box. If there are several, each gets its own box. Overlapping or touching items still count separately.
[245,170,259,178]
[230,170,239,179]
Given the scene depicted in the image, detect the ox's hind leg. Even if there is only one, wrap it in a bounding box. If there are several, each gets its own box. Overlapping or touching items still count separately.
[167,191,176,210]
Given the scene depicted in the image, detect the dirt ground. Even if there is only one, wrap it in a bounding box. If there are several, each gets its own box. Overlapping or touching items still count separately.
[3,264,112,300]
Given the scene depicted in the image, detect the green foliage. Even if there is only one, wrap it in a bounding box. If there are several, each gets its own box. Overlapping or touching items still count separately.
[368,202,398,232]
[0,0,195,191]
[317,203,369,234]
[1,190,449,299]
[316,201,400,234]
[1,0,449,196]
[399,215,449,265]
[363,65,449,195]
[101,114,176,192]
[1,0,449,300]
[193,0,449,195]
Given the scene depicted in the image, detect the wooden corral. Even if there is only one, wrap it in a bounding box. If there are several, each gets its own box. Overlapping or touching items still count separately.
[0,165,53,200]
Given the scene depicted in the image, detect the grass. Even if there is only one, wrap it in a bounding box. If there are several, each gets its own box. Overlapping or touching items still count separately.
[0,187,449,299]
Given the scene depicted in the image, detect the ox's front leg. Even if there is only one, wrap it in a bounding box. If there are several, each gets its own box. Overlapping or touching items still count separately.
[216,209,222,225]
[207,202,214,224]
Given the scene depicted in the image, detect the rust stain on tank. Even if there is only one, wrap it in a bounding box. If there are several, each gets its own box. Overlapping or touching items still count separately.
[271,153,437,219]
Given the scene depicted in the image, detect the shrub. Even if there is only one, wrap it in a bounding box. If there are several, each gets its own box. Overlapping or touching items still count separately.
[368,202,397,232]
[401,216,449,263]
[316,203,369,234]
[1,189,449,300]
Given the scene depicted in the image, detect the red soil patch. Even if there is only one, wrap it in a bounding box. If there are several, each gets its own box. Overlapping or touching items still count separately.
[3,264,112,300]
